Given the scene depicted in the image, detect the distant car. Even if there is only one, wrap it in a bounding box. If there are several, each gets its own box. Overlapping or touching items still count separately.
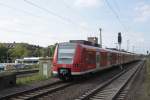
[14,64,25,69]
[0,64,5,71]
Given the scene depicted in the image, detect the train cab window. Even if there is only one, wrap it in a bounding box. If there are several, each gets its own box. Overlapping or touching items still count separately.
[57,43,76,64]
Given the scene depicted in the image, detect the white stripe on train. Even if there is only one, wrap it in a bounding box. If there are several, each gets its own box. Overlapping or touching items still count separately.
[52,64,117,75]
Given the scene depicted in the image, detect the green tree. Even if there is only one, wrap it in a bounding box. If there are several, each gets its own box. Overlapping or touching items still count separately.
[0,43,8,63]
[9,44,30,60]
[48,43,57,57]
[33,48,40,57]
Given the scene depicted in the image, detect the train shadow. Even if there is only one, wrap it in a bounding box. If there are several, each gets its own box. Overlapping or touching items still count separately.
[66,60,140,83]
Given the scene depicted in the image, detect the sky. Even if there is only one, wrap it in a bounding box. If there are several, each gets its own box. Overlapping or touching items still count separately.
[0,0,149,54]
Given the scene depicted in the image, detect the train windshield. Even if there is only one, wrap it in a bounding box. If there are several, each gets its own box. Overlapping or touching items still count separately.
[58,43,76,64]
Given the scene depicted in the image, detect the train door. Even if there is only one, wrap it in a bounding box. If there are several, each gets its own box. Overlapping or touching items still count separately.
[96,52,100,69]
[107,52,111,66]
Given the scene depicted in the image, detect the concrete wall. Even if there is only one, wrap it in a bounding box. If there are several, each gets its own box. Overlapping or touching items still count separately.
[39,57,53,78]
[0,72,16,90]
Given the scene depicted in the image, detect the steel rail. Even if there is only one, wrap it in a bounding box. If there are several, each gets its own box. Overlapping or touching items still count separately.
[10,82,73,100]
[0,80,63,100]
[75,60,145,100]
[112,60,145,100]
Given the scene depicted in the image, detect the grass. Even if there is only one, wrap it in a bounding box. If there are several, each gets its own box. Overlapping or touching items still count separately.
[131,56,150,100]
[145,56,150,98]
[137,56,150,100]
[16,74,49,85]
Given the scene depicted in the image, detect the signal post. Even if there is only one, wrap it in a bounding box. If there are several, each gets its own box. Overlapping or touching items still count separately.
[118,32,123,70]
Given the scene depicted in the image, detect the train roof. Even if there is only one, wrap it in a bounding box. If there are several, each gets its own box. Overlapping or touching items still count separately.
[58,41,137,55]
[77,43,133,55]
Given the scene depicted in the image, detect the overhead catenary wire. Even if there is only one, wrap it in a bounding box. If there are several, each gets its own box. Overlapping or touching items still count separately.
[23,0,72,23]
[0,2,55,40]
[113,0,121,13]
[61,0,81,18]
[104,0,128,32]
[0,27,37,35]
[61,0,73,10]
[23,0,88,30]
[61,0,90,31]
[0,0,89,34]
[0,1,57,26]
[0,0,89,30]
[0,27,53,39]
[61,0,86,19]
[0,2,53,39]
[0,2,42,19]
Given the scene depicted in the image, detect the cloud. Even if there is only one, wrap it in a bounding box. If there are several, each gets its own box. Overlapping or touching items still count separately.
[100,29,146,53]
[134,3,150,22]
[0,16,88,47]
[78,21,90,32]
[0,17,20,28]
[74,0,102,8]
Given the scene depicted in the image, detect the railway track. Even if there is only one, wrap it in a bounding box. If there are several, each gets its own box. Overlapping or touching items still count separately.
[0,80,74,100]
[16,73,38,78]
[0,61,143,100]
[16,69,39,78]
[75,60,145,100]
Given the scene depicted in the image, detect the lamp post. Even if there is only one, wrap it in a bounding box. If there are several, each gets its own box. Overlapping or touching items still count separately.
[99,28,102,48]
[127,40,129,51]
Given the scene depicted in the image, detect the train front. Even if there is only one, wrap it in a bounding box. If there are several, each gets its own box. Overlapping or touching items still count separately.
[52,42,81,80]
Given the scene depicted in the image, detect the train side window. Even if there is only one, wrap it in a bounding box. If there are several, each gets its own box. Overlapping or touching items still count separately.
[100,52,106,62]
[96,53,100,63]
[107,53,111,61]
[85,51,96,64]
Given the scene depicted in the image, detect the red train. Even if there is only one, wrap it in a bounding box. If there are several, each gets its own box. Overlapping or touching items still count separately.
[52,40,140,80]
